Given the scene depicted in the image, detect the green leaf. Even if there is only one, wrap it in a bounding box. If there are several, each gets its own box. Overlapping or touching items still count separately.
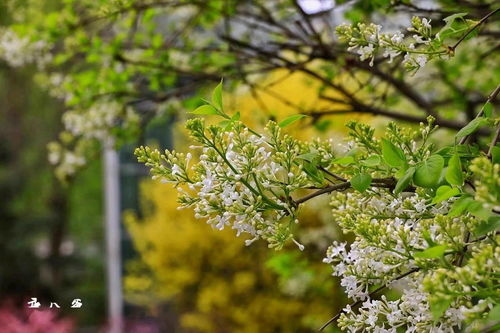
[422,230,437,247]
[381,139,406,168]
[191,104,219,115]
[430,297,453,321]
[211,79,224,111]
[448,194,473,217]
[491,146,500,164]
[443,12,468,24]
[474,216,500,237]
[346,147,361,157]
[455,117,488,140]
[218,120,232,131]
[231,111,240,121]
[467,201,491,221]
[350,173,372,192]
[432,185,460,204]
[297,152,319,162]
[414,155,444,188]
[361,155,381,167]
[314,119,331,132]
[438,13,468,41]
[278,114,308,128]
[151,34,163,48]
[488,304,500,321]
[445,153,463,186]
[483,102,493,118]
[394,167,415,195]
[304,162,325,184]
[334,156,355,166]
[414,245,448,259]
[394,166,408,179]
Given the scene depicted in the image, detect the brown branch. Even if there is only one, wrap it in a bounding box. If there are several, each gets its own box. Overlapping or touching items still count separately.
[318,166,347,182]
[351,60,438,117]
[294,182,351,205]
[308,106,482,133]
[72,1,189,30]
[467,231,500,245]
[221,34,481,132]
[454,231,471,267]
[294,178,401,205]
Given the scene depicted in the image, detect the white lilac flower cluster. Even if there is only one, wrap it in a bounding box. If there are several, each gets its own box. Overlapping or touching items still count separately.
[47,141,87,178]
[63,101,138,141]
[336,17,443,71]
[469,156,500,209]
[323,182,496,331]
[334,237,500,333]
[325,191,448,289]
[336,276,465,332]
[424,240,500,317]
[0,29,51,68]
[138,106,499,330]
[136,118,335,249]
[46,100,139,179]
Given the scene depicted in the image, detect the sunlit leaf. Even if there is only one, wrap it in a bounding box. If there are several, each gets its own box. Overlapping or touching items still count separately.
[455,117,488,140]
[381,139,406,168]
[414,155,444,188]
[414,245,448,259]
[278,114,308,128]
[212,79,224,111]
[432,185,460,204]
[445,153,463,186]
[394,167,415,195]
[191,104,219,115]
[351,173,372,192]
[361,155,381,167]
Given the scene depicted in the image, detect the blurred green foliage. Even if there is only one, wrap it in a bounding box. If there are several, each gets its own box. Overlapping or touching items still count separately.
[0,2,105,327]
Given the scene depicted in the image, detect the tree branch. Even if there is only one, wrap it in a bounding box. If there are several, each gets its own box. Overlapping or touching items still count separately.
[294,178,402,205]
[459,84,500,145]
[450,7,500,52]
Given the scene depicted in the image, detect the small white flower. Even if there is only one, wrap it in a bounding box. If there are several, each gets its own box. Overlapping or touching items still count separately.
[357,43,375,61]
[422,18,432,29]
[390,32,404,44]
[171,164,182,176]
[416,55,427,68]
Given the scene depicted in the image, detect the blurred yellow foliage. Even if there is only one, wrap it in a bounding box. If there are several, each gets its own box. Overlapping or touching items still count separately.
[125,71,354,332]
[228,68,370,138]
[125,182,338,332]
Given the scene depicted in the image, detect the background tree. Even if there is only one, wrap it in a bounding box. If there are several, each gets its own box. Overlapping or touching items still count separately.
[0,0,498,331]
[0,1,105,327]
[1,0,497,177]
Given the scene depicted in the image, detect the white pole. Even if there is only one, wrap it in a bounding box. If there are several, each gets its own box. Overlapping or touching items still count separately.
[103,143,123,333]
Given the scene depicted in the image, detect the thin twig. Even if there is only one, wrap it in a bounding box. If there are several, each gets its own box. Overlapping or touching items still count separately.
[467,231,500,245]
[455,231,470,267]
[294,178,399,205]
[450,7,500,52]
[318,166,347,182]
[294,182,351,205]
[459,84,500,145]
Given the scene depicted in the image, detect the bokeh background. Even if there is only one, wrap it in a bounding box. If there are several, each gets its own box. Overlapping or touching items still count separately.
[1,0,497,332]
[0,3,349,329]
